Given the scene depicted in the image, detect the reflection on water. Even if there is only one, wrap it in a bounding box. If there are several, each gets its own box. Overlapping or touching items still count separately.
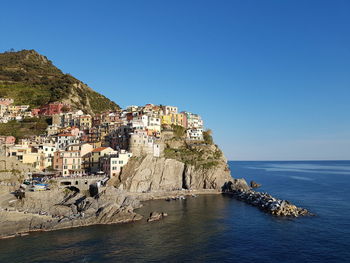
[247,162,350,175]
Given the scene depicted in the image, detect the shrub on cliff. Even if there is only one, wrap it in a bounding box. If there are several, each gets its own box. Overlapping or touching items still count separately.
[203,129,213,144]
[171,124,186,138]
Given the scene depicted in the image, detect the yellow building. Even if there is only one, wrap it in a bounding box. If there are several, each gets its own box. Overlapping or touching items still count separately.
[161,114,172,126]
[22,152,42,169]
[161,113,185,127]
[7,105,18,114]
[79,115,92,130]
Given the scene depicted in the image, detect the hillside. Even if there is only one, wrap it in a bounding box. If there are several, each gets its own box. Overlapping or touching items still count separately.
[0,49,119,114]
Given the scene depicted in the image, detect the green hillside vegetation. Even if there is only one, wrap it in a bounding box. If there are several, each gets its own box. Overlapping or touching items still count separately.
[0,118,50,140]
[0,49,119,113]
[164,144,222,170]
[163,128,221,170]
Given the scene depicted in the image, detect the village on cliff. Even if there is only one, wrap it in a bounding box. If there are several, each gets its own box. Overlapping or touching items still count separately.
[0,98,205,184]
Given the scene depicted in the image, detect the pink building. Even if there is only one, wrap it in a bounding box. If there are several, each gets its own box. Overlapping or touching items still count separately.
[39,102,70,116]
[0,136,16,145]
[0,98,14,106]
[32,108,40,116]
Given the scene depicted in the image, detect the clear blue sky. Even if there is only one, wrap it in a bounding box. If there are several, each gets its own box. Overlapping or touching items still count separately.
[1,0,349,160]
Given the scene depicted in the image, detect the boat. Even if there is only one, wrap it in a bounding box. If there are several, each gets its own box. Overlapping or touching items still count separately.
[30,183,48,192]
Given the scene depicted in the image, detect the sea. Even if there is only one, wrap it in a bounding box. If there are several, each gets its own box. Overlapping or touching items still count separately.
[0,161,349,263]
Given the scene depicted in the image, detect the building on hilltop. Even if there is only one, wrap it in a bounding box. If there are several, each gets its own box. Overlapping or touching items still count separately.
[162,105,178,115]
[182,111,203,129]
[186,128,204,141]
[129,129,161,157]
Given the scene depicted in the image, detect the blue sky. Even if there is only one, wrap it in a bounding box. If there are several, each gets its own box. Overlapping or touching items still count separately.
[1,0,349,160]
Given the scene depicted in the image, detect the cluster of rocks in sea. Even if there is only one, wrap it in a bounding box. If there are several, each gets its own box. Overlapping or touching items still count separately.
[222,179,312,217]
[232,189,311,217]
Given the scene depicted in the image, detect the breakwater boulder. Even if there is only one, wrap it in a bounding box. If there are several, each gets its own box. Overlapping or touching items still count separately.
[222,179,251,192]
[250,181,261,188]
[222,181,312,217]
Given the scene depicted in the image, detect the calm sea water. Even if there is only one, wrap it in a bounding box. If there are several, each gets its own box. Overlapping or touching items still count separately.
[0,161,349,263]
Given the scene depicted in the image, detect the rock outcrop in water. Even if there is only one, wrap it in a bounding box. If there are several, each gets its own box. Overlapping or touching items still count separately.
[0,187,142,238]
[147,211,168,222]
[250,181,261,188]
[222,180,312,217]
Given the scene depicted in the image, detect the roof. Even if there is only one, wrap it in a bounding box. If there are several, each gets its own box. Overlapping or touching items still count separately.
[92,147,110,152]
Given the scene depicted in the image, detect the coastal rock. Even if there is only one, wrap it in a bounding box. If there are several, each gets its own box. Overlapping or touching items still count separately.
[147,211,168,222]
[115,154,232,192]
[0,186,143,239]
[224,189,313,217]
[250,181,262,188]
[222,179,250,192]
[116,155,184,192]
[183,162,232,190]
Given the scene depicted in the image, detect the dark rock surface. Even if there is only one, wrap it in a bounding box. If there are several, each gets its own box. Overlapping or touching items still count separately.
[147,211,168,222]
[223,186,312,217]
[250,181,261,188]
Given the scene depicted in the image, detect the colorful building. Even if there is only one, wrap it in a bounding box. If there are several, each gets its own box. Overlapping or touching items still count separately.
[39,102,70,116]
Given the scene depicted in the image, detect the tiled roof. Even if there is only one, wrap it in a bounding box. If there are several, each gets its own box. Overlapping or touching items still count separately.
[92,147,109,152]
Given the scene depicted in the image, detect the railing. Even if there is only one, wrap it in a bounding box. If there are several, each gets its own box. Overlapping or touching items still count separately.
[54,175,106,180]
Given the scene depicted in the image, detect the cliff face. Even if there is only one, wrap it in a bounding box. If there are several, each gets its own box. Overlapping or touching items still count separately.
[116,156,184,192]
[114,143,232,193]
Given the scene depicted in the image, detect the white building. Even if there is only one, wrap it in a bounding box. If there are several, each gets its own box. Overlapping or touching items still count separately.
[162,105,178,115]
[183,112,204,129]
[130,115,148,130]
[186,128,204,141]
[38,145,57,168]
[147,116,161,133]
[101,150,133,177]
[56,134,79,149]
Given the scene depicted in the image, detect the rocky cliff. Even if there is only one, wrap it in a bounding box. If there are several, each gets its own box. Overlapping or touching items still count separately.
[0,186,142,238]
[114,130,233,192]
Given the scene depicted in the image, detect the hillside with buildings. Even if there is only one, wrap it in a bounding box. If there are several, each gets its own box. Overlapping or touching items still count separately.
[0,57,239,238]
[0,100,238,238]
[0,49,119,114]
[0,100,222,180]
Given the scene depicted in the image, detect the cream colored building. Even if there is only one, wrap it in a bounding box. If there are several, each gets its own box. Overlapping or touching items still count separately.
[101,150,133,177]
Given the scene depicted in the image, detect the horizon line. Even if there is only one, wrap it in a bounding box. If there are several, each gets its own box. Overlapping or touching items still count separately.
[228,159,350,162]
